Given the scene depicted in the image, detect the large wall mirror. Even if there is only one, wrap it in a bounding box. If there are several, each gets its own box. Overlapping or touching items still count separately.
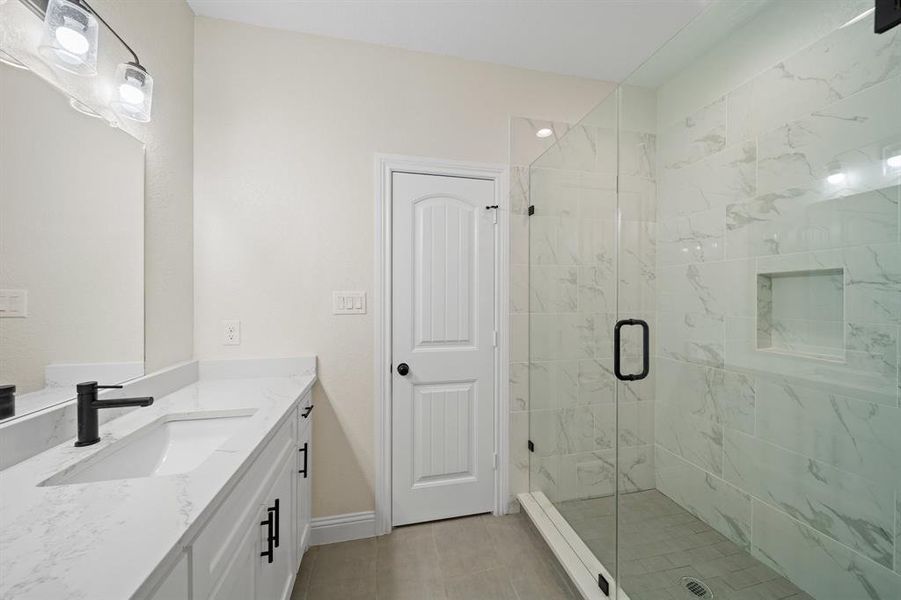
[0,60,145,423]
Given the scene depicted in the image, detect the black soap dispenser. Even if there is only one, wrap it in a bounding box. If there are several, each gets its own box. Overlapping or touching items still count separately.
[0,385,15,419]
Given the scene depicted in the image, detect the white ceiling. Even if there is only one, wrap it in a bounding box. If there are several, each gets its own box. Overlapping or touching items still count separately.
[187,0,710,81]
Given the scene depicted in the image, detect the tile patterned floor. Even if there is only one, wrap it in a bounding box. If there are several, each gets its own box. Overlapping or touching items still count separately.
[290,512,580,600]
[558,490,816,600]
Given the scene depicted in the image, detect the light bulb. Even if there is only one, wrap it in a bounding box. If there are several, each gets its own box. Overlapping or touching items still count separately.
[111,62,153,122]
[55,24,89,55]
[118,82,145,105]
[38,0,98,75]
[536,128,553,138]
[887,154,901,169]
[827,172,846,185]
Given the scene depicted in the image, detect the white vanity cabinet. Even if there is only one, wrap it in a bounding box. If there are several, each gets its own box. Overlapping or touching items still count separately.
[146,390,314,600]
[296,390,313,566]
[202,446,297,600]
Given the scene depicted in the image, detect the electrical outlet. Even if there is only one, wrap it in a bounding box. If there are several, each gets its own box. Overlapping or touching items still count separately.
[222,320,241,345]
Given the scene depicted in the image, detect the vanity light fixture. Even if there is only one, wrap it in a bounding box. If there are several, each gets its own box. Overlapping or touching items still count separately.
[29,0,154,122]
[38,0,98,76]
[536,127,554,139]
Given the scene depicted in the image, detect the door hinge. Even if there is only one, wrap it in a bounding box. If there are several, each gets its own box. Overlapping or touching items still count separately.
[492,330,498,347]
[528,205,535,216]
[493,453,498,470]
[485,205,499,224]
[598,573,610,596]
[527,440,534,452]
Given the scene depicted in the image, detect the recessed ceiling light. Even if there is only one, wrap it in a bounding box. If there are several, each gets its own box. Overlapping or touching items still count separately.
[536,128,553,139]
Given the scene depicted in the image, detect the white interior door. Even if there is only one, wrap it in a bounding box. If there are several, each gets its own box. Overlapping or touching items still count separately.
[391,171,496,527]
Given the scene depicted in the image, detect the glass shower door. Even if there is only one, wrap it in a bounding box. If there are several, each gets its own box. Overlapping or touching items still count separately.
[529,3,900,599]
[527,90,622,590]
[613,2,901,599]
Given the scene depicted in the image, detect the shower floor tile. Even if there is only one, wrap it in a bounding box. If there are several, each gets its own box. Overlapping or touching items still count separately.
[557,490,815,600]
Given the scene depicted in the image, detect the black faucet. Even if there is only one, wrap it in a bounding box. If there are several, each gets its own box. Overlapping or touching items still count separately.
[75,381,154,447]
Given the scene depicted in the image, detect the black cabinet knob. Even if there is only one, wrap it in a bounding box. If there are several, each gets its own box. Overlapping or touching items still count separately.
[396,363,410,376]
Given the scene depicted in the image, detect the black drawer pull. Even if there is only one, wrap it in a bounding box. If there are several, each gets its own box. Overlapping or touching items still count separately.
[260,510,274,563]
[298,442,309,477]
[302,404,314,418]
[270,499,280,548]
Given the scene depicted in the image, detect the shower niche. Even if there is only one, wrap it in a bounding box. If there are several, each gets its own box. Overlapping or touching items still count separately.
[756,268,845,360]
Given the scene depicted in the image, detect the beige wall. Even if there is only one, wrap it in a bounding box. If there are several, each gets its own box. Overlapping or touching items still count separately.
[193,16,609,517]
[95,0,196,373]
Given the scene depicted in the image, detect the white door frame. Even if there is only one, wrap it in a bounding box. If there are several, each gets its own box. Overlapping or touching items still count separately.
[374,154,509,536]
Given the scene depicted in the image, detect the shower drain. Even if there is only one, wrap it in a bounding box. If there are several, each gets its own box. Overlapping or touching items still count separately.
[680,576,713,598]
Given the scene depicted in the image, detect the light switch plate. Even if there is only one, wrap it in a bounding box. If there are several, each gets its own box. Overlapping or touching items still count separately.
[0,289,28,318]
[333,291,366,314]
[222,320,241,345]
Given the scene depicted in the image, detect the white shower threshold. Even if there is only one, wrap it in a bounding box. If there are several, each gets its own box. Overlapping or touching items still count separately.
[518,492,631,600]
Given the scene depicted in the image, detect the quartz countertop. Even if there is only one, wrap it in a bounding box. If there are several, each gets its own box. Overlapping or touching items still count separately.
[0,372,315,600]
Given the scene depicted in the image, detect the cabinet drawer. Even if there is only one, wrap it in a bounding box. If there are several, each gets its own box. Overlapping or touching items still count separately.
[192,417,295,599]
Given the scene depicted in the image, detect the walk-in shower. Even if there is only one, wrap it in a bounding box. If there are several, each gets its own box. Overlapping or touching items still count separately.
[520,1,901,598]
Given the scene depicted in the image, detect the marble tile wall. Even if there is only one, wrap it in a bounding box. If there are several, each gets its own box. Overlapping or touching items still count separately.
[653,14,901,599]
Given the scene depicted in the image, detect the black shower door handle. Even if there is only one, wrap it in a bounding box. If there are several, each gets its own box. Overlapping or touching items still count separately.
[614,319,649,381]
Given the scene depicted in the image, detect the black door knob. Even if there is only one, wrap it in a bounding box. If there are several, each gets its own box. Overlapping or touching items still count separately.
[397,363,410,376]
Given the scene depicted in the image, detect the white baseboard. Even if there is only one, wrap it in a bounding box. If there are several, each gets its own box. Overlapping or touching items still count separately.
[310,511,376,546]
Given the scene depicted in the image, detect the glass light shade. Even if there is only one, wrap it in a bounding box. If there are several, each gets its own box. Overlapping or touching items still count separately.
[38,0,98,76]
[110,62,153,123]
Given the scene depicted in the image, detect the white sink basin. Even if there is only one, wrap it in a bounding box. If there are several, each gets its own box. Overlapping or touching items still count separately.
[42,411,256,486]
